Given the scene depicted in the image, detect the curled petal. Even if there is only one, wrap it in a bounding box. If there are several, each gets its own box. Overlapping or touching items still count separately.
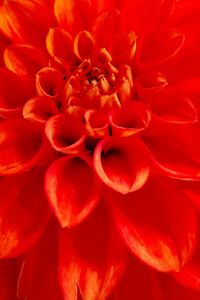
[54,0,94,34]
[36,67,63,101]
[108,176,197,272]
[136,71,168,98]
[85,110,109,137]
[4,44,47,78]
[109,101,151,137]
[45,155,101,228]
[0,168,50,257]
[144,121,200,180]
[0,68,33,118]
[46,27,74,63]
[59,203,126,300]
[94,136,150,194]
[148,88,198,124]
[137,28,185,66]
[93,9,121,47]
[73,31,95,60]
[23,97,59,124]
[45,113,86,155]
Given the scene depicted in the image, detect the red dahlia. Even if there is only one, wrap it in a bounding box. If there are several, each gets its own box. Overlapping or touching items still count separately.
[1,0,200,299]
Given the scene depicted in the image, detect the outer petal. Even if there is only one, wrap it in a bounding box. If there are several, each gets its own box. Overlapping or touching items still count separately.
[137,28,185,67]
[4,44,48,78]
[167,48,200,94]
[120,0,175,35]
[108,176,197,272]
[110,257,164,300]
[0,119,44,175]
[0,68,33,118]
[94,136,150,194]
[45,155,101,228]
[59,202,126,300]
[158,273,200,300]
[144,121,200,180]
[92,9,120,47]
[0,1,48,46]
[54,0,95,35]
[0,168,50,258]
[0,259,20,300]
[173,219,200,290]
[17,221,63,300]
[144,88,198,124]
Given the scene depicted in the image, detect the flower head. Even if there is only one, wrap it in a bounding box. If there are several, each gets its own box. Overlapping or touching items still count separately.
[1,0,200,299]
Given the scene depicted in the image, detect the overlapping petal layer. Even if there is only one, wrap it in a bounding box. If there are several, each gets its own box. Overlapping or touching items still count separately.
[0,0,200,299]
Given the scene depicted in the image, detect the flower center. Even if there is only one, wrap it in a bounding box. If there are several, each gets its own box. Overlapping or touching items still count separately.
[62,46,134,112]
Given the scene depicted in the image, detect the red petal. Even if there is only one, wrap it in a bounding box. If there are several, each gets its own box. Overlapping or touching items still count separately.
[111,257,164,300]
[0,168,50,257]
[46,27,74,63]
[0,259,19,300]
[173,219,200,290]
[0,32,10,67]
[109,101,151,137]
[59,202,126,300]
[94,136,150,194]
[0,68,33,118]
[0,119,43,175]
[45,113,86,155]
[144,121,200,180]
[91,0,122,15]
[45,155,101,228]
[136,71,168,98]
[73,31,95,60]
[84,110,109,138]
[146,88,198,124]
[108,176,197,272]
[23,96,59,124]
[17,221,63,300]
[4,44,47,78]
[54,0,94,35]
[167,49,200,94]
[137,28,185,67]
[36,67,63,101]
[158,273,200,300]
[170,0,200,47]
[93,9,120,47]
[178,181,200,209]
[0,1,45,46]
[111,31,137,66]
[120,0,175,35]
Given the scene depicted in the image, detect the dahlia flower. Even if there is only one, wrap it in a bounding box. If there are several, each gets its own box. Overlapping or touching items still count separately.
[1,0,200,299]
